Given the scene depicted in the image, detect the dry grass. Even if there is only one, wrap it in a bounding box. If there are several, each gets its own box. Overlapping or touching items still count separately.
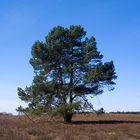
[0,113,140,140]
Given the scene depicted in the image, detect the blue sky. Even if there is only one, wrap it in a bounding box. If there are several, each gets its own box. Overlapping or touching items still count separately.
[0,0,140,114]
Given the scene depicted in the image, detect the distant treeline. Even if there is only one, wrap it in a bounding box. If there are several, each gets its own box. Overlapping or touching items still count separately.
[75,111,140,115]
[0,112,13,116]
[109,111,140,114]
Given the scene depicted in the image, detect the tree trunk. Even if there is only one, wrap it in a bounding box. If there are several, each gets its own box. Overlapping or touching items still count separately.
[63,112,72,123]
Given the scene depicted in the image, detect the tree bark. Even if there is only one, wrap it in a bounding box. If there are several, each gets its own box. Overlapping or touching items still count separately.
[63,112,72,123]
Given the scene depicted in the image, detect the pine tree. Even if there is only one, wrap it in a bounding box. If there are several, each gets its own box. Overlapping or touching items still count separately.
[17,25,117,122]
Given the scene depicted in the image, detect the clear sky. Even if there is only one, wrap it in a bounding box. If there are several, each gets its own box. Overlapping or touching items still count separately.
[0,0,140,114]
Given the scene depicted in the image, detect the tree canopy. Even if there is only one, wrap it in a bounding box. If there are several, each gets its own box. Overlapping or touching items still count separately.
[17,25,117,122]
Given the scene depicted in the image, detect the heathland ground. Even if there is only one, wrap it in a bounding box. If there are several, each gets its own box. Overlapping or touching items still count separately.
[0,113,140,140]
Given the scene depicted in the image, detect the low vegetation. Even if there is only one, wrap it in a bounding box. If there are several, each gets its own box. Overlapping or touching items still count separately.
[0,113,140,140]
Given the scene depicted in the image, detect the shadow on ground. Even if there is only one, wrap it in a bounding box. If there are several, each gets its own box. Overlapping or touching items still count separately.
[72,120,140,124]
